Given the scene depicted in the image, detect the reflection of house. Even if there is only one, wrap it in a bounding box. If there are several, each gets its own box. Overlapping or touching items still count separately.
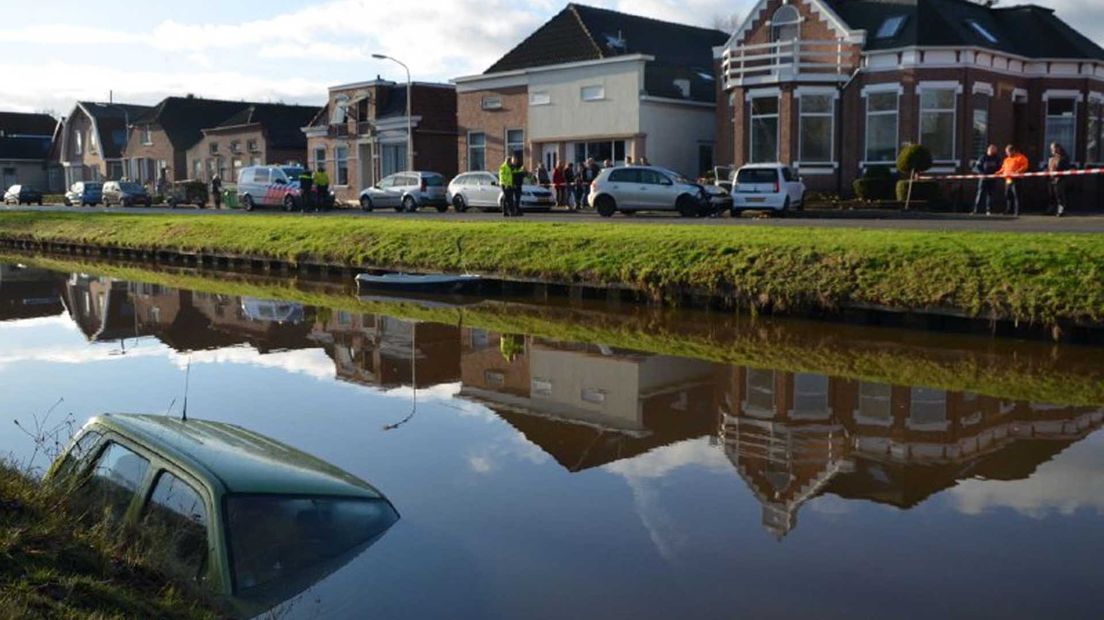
[460,329,719,471]
[128,283,244,351]
[721,367,1104,537]
[0,265,63,321]
[189,293,313,353]
[61,275,140,342]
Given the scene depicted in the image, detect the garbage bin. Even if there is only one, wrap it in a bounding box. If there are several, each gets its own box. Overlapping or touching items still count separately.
[222,187,238,209]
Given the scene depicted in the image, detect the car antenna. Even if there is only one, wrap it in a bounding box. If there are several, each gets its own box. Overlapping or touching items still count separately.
[383,324,417,431]
[181,357,191,422]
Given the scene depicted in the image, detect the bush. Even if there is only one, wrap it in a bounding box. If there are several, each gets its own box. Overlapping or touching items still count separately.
[852,166,897,201]
[895,180,943,204]
[897,144,934,177]
[43,194,65,204]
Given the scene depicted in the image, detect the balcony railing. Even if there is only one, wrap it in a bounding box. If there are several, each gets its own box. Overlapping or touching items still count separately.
[722,39,859,86]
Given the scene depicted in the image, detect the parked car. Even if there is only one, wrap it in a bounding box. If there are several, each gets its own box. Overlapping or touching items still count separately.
[165,180,208,209]
[588,166,711,217]
[447,172,554,212]
[102,181,152,208]
[3,184,43,205]
[359,171,447,213]
[47,413,400,617]
[237,165,304,212]
[64,182,104,207]
[730,164,806,215]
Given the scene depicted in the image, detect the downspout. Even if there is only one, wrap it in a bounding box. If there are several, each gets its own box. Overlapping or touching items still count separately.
[837,64,863,197]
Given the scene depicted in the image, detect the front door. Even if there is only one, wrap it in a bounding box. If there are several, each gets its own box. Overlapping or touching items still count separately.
[542,144,558,171]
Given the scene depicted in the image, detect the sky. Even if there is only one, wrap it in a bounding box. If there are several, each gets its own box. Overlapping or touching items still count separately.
[0,0,1100,116]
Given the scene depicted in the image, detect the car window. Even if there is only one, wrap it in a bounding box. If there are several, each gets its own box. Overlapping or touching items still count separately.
[254,169,270,184]
[423,174,444,187]
[736,169,779,184]
[641,169,670,185]
[86,183,102,191]
[53,430,103,480]
[608,169,639,183]
[782,167,796,182]
[86,441,150,521]
[120,183,143,193]
[144,471,209,580]
[226,495,399,592]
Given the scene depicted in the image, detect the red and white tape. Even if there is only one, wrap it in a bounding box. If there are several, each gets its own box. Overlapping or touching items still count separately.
[919,168,1104,181]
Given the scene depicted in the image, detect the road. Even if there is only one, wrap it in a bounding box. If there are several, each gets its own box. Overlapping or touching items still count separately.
[3,203,1103,233]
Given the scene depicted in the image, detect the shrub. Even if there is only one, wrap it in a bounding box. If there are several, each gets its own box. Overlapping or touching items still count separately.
[897,144,934,177]
[852,166,897,201]
[43,194,65,204]
[895,180,943,204]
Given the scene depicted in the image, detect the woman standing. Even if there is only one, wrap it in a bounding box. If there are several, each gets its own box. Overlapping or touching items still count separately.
[552,162,566,207]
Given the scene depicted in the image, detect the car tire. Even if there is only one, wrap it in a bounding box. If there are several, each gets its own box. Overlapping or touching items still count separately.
[452,195,467,213]
[402,196,416,213]
[243,195,255,212]
[360,196,374,212]
[37,200,43,206]
[168,198,178,209]
[798,191,807,211]
[595,195,616,218]
[776,197,791,218]
[283,195,297,212]
[676,195,698,218]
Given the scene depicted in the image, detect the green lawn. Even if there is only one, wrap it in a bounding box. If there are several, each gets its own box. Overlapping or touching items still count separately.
[1,211,1102,326]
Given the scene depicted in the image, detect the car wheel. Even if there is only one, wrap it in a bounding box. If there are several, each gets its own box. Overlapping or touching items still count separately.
[283,195,297,212]
[168,198,178,209]
[798,191,807,211]
[402,196,417,213]
[452,195,467,213]
[730,208,742,218]
[37,200,43,206]
[776,197,791,218]
[243,195,255,212]
[676,195,698,218]
[360,196,374,212]
[595,195,616,218]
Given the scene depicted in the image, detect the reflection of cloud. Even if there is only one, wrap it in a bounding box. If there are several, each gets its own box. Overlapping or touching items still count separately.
[177,347,336,382]
[808,494,855,516]
[948,434,1104,518]
[0,314,73,331]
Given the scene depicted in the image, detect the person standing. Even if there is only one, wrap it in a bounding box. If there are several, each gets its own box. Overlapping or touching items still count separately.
[972,145,1001,215]
[298,168,314,211]
[640,156,650,166]
[603,159,613,169]
[573,163,587,211]
[563,162,576,209]
[313,168,330,210]
[498,157,515,217]
[1046,142,1072,217]
[552,162,565,207]
[210,175,222,209]
[998,145,1029,216]
[536,162,550,189]
[509,157,526,217]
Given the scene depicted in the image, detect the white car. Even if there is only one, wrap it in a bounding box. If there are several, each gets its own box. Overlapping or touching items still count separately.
[447,172,554,212]
[587,166,711,217]
[359,171,448,213]
[730,164,806,215]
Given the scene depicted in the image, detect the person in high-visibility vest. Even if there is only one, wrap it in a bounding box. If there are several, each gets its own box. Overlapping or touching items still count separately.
[313,169,330,210]
[498,157,515,217]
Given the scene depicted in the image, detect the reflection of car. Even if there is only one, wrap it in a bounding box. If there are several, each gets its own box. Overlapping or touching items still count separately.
[48,414,399,617]
[102,181,152,208]
[240,297,304,324]
[65,181,103,207]
[3,184,43,205]
[236,166,303,212]
[730,163,806,215]
[588,166,711,217]
[359,171,447,213]
[447,171,554,212]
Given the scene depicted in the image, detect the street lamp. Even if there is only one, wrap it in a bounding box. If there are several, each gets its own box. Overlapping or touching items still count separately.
[372,53,414,172]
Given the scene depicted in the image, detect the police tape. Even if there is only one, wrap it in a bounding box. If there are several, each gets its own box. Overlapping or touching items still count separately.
[918,168,1104,181]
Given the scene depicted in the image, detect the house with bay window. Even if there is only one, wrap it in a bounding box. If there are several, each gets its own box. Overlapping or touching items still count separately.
[453,3,728,178]
[716,0,1104,196]
[302,79,458,204]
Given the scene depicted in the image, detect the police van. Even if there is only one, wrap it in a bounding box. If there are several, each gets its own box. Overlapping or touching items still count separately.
[236,165,304,211]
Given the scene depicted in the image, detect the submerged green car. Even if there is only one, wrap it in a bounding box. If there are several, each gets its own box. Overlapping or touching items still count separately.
[48,414,399,616]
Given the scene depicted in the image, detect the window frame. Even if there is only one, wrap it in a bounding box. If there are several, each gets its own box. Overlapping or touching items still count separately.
[580,85,606,102]
[1044,95,1079,162]
[748,95,780,164]
[334,146,349,186]
[918,85,959,163]
[467,131,486,171]
[505,129,525,161]
[797,91,836,165]
[864,88,901,164]
[529,91,551,106]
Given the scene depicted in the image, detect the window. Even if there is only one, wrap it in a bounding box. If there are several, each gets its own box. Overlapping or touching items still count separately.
[1088,99,1104,164]
[876,15,907,39]
[334,146,349,185]
[144,472,208,580]
[865,91,899,162]
[744,368,775,417]
[965,19,998,45]
[74,130,83,155]
[468,132,486,171]
[532,378,553,397]
[209,142,218,155]
[253,168,270,184]
[573,140,626,164]
[87,442,150,521]
[581,85,605,101]
[481,95,503,110]
[230,140,241,154]
[506,129,524,161]
[792,374,829,419]
[908,388,948,431]
[381,144,405,177]
[608,168,640,183]
[331,97,349,123]
[581,387,607,405]
[1045,97,1078,157]
[313,147,326,173]
[247,139,259,153]
[141,125,153,145]
[192,160,202,179]
[856,382,892,425]
[920,88,957,161]
[530,91,551,106]
[771,4,800,65]
[749,96,779,163]
[799,94,834,163]
[54,431,102,480]
[698,144,714,176]
[972,94,990,158]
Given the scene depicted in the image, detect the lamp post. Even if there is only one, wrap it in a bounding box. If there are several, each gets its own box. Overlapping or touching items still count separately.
[372,53,413,172]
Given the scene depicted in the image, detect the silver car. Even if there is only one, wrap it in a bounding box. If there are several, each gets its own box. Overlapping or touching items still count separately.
[447,172,554,212]
[587,166,712,217]
[359,171,448,213]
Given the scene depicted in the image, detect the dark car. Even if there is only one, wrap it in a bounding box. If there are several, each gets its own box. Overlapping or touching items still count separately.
[102,181,152,208]
[3,184,43,205]
[64,181,104,207]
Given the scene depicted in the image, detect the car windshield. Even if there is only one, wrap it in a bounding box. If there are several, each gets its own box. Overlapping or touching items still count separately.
[657,168,691,184]
[119,183,144,192]
[281,167,303,180]
[737,169,779,184]
[422,174,444,187]
[225,495,399,593]
[85,183,103,191]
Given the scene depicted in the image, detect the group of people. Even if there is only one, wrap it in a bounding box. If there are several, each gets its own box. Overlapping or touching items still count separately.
[295,168,331,210]
[973,142,1072,217]
[497,154,654,216]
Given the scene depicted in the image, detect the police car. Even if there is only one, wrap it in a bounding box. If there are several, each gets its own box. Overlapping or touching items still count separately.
[237,165,304,211]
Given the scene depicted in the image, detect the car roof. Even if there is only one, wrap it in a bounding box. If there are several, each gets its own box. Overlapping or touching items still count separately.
[738,163,786,169]
[87,414,385,499]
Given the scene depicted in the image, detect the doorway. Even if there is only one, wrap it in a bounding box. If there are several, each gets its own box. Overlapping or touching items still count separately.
[542,144,558,171]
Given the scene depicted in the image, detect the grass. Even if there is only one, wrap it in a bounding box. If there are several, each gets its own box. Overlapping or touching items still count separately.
[0,465,222,619]
[9,252,1104,407]
[0,211,1102,327]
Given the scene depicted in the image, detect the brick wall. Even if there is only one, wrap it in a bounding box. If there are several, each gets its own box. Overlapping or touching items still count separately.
[187,126,271,183]
[123,125,180,183]
[458,86,528,173]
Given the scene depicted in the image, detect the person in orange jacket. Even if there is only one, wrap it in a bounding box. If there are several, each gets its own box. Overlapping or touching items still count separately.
[998,144,1029,216]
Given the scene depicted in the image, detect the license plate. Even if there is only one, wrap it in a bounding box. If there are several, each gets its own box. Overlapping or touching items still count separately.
[745,197,766,203]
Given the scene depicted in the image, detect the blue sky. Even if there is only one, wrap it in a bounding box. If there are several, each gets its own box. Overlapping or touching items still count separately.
[0,0,1099,116]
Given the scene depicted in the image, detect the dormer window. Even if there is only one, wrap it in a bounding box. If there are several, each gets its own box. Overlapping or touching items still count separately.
[770,5,801,43]
[331,95,349,124]
[965,19,999,44]
[876,15,907,39]
[604,32,627,53]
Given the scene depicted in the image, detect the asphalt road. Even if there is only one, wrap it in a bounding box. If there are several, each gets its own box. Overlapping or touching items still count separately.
[3,203,1103,233]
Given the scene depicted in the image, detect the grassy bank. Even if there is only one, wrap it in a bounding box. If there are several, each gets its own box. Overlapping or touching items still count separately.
[10,252,1104,407]
[1,211,1102,327]
[0,466,220,619]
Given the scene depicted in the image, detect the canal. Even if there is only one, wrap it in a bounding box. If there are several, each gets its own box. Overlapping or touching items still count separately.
[1,259,1103,619]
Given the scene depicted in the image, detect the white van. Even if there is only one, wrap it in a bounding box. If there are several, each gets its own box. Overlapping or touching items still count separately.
[236,165,304,211]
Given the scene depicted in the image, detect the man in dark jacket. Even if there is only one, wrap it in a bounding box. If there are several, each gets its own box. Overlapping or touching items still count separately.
[1046,142,1072,217]
[210,175,222,209]
[972,144,1001,215]
[298,168,314,211]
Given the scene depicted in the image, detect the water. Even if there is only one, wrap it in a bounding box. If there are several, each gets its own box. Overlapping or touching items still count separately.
[2,259,1103,619]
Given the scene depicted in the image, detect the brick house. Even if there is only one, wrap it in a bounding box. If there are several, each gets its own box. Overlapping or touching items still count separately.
[302,79,457,204]
[453,3,728,178]
[185,103,319,184]
[58,102,152,186]
[717,0,1104,201]
[0,111,62,192]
